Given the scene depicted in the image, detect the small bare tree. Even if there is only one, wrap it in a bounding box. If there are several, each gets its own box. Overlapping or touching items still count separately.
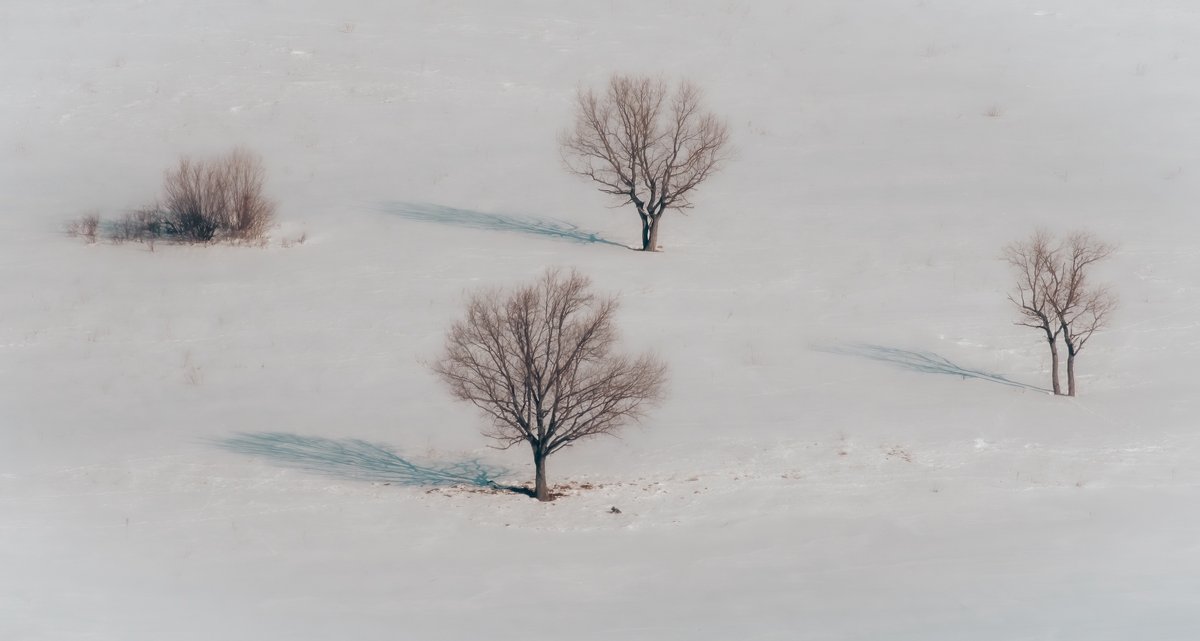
[560,74,730,251]
[432,269,667,501]
[1005,230,1117,396]
[1004,230,1064,394]
[1050,233,1117,396]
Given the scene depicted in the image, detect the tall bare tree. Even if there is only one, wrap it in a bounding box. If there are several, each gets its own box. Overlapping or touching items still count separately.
[1004,230,1117,396]
[432,269,667,501]
[560,74,730,251]
[1004,230,1064,394]
[1049,233,1117,396]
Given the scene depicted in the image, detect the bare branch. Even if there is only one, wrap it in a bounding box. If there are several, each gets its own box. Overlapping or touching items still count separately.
[1051,233,1117,357]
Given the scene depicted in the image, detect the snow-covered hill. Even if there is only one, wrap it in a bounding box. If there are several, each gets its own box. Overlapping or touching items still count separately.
[3,1,1199,639]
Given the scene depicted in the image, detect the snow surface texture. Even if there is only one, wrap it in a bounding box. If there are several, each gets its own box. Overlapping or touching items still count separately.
[3,1,1200,639]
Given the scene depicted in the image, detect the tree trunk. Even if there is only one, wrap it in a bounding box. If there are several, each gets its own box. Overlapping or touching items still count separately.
[646,215,661,251]
[1048,338,1061,395]
[640,214,653,251]
[1066,351,1076,397]
[533,451,550,501]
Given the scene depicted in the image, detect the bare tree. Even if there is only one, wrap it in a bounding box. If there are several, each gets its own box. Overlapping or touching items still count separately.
[1004,230,1064,394]
[432,269,667,501]
[1004,230,1117,396]
[560,74,730,251]
[1049,232,1117,397]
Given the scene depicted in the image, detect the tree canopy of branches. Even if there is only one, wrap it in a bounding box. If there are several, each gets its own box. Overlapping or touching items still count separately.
[560,74,730,251]
[432,269,668,501]
[1004,230,1117,396]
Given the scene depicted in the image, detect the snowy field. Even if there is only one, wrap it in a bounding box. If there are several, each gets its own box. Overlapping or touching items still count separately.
[3,1,1200,639]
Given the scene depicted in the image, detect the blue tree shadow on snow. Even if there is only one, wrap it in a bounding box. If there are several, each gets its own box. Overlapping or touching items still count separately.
[213,432,522,491]
[379,201,628,248]
[816,343,1050,393]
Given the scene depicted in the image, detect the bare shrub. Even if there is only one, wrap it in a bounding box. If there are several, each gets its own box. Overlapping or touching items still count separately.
[67,213,100,243]
[1005,230,1117,396]
[561,74,731,251]
[158,148,275,243]
[105,146,276,245]
[222,148,275,241]
[432,269,668,501]
[111,205,167,244]
[162,157,221,242]
[280,232,307,249]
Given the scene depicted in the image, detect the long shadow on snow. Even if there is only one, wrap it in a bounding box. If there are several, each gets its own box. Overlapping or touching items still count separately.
[379,201,628,248]
[817,343,1050,393]
[214,432,530,494]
